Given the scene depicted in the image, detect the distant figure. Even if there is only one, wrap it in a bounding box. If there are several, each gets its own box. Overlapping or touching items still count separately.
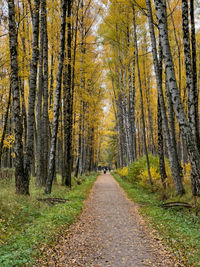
[103,168,106,174]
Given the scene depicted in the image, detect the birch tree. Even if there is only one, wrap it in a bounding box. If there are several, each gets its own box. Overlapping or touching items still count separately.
[24,0,40,190]
[45,0,67,194]
[36,0,45,186]
[145,0,185,195]
[8,0,26,194]
[132,4,153,186]
[42,0,49,184]
[63,0,72,187]
[153,0,200,195]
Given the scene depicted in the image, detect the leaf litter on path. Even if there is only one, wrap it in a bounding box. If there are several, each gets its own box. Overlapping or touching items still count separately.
[35,174,184,267]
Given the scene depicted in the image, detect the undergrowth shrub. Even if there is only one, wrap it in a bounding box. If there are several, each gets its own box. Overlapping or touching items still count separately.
[117,155,174,190]
[140,166,161,189]
[116,167,128,177]
[116,155,192,196]
[183,163,191,181]
[127,159,145,182]
[127,155,161,182]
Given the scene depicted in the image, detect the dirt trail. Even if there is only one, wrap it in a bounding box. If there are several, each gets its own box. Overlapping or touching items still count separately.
[39,173,178,266]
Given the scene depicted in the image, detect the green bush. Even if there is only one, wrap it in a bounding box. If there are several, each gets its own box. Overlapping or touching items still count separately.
[127,155,161,183]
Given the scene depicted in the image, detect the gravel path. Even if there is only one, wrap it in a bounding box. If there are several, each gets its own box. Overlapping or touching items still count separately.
[39,173,178,266]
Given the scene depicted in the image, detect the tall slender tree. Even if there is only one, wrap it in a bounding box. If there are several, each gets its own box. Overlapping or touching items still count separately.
[146,0,185,195]
[133,4,153,186]
[0,86,11,167]
[24,0,40,192]
[8,0,26,194]
[181,0,198,148]
[36,0,45,186]
[154,0,200,194]
[43,0,49,184]
[63,0,72,187]
[45,0,68,194]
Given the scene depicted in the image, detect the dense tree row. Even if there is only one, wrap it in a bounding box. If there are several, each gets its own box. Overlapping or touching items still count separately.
[0,0,104,194]
[1,0,200,197]
[99,0,200,196]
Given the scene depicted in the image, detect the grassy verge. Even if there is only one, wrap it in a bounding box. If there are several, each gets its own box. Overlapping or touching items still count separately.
[113,172,200,266]
[0,173,98,266]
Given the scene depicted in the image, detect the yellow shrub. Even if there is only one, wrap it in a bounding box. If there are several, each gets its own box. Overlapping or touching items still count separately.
[185,163,191,173]
[3,135,14,149]
[139,167,162,188]
[163,161,174,187]
[116,167,128,177]
[184,163,191,180]
[140,167,160,181]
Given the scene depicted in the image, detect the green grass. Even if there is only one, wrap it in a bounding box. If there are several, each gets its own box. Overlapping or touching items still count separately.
[113,172,200,267]
[0,173,98,267]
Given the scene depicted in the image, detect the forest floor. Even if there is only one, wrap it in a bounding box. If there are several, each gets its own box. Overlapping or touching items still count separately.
[36,173,180,267]
[0,173,97,266]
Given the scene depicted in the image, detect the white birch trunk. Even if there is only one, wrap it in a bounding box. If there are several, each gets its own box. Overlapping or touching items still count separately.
[153,0,200,194]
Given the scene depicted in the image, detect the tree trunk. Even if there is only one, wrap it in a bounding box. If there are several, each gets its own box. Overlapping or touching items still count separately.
[0,86,11,167]
[182,0,199,150]
[111,77,124,168]
[70,0,79,174]
[146,0,185,195]
[75,103,82,177]
[36,0,44,186]
[157,95,167,189]
[45,0,67,194]
[143,49,156,155]
[117,92,126,167]
[132,57,137,160]
[24,0,40,190]
[63,0,72,187]
[153,0,200,194]
[133,4,153,186]
[49,52,54,109]
[123,64,132,163]
[157,37,167,189]
[128,62,136,161]
[43,0,49,184]
[20,2,27,145]
[75,0,86,176]
[60,103,65,185]
[127,20,136,163]
[165,76,182,178]
[190,0,200,149]
[8,0,27,194]
[88,127,94,172]
[80,104,85,175]
[136,119,140,157]
[167,0,182,91]
[119,64,130,164]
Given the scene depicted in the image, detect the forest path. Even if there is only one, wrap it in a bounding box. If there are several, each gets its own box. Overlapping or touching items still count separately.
[40,173,177,266]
